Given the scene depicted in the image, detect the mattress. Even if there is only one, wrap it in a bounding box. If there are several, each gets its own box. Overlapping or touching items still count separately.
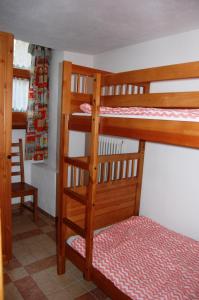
[76,103,199,122]
[70,216,199,300]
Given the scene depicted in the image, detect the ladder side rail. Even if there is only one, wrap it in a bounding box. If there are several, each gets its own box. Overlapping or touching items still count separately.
[84,73,101,280]
[134,83,149,215]
[57,61,72,274]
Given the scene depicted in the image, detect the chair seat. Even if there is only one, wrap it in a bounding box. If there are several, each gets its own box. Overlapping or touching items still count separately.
[12,182,37,197]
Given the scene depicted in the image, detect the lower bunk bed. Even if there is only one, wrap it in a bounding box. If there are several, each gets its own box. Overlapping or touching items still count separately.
[66,216,199,300]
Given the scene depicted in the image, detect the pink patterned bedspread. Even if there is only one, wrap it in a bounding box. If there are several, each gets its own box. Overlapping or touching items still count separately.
[71,216,199,300]
[80,103,199,121]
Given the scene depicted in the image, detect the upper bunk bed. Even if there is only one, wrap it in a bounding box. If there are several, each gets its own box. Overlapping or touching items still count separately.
[64,60,199,148]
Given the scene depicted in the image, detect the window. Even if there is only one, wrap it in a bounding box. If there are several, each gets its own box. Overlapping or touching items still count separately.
[13,40,31,112]
[12,79,29,112]
[14,40,31,69]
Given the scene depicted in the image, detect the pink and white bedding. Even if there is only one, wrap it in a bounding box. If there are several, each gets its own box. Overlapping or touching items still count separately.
[71,216,199,300]
[79,103,199,122]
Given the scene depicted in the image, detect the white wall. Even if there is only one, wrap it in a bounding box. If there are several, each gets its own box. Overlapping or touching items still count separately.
[94,29,199,241]
[94,29,199,72]
[64,50,93,67]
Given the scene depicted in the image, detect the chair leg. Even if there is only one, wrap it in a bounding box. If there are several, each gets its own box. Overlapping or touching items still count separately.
[33,190,38,222]
[20,196,24,213]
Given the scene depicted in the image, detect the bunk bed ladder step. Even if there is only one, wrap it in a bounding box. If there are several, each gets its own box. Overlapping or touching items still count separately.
[64,156,89,170]
[64,188,87,205]
[63,217,86,238]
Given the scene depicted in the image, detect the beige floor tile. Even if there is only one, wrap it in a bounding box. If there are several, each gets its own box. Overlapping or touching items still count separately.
[65,259,78,271]
[70,264,84,280]
[66,282,88,298]
[7,267,29,281]
[13,242,39,265]
[13,216,38,235]
[4,283,24,300]
[39,213,54,226]
[79,278,96,291]
[40,225,55,233]
[46,288,73,300]
[23,234,56,254]
[13,221,38,235]
[13,234,56,265]
[32,266,78,296]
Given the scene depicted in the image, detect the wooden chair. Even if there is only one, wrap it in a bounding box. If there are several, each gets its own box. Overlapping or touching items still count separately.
[11,139,38,222]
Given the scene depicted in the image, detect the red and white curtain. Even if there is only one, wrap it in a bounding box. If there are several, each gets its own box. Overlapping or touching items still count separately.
[26,44,51,160]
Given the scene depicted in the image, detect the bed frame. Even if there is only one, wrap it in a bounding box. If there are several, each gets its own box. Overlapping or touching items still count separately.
[57,60,199,299]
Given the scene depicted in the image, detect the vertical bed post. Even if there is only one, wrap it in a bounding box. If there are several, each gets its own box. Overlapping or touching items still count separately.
[134,82,149,215]
[135,140,145,216]
[84,73,101,280]
[57,61,72,274]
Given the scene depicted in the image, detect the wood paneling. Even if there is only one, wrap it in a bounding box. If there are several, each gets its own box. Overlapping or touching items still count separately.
[0,31,13,262]
[66,179,137,238]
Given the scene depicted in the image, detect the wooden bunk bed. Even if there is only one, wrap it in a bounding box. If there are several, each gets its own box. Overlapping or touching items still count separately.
[57,61,199,299]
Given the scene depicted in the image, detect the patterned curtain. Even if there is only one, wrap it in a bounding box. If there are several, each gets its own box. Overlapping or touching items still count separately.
[25,44,51,160]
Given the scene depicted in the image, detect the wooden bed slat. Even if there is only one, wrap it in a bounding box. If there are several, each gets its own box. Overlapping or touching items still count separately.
[71,92,92,103]
[11,162,20,167]
[63,217,85,238]
[11,142,20,147]
[69,115,199,149]
[66,153,141,164]
[64,188,87,205]
[11,152,20,157]
[102,61,199,85]
[64,156,89,170]
[72,64,111,76]
[11,171,21,176]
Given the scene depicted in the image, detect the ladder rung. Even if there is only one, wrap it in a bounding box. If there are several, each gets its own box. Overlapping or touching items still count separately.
[11,152,20,157]
[64,156,89,170]
[63,218,85,237]
[11,171,21,176]
[64,188,87,205]
[12,143,20,147]
[11,162,20,166]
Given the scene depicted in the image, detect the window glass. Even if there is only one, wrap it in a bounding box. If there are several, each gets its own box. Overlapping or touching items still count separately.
[13,39,31,112]
[13,39,31,69]
[12,78,29,112]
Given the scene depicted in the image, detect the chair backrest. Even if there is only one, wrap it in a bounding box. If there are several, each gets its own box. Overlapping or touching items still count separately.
[11,139,25,183]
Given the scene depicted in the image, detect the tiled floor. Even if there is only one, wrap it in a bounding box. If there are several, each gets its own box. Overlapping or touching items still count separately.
[4,208,109,300]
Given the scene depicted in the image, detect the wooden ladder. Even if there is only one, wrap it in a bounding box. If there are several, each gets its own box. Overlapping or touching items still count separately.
[57,62,101,280]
